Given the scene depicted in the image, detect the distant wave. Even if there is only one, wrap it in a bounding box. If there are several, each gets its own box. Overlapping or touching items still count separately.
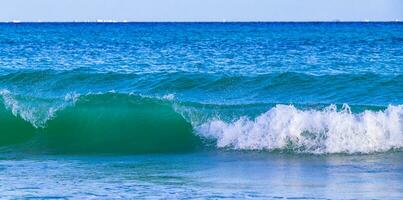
[0,70,401,112]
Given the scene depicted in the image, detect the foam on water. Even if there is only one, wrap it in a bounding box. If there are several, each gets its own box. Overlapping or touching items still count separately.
[197,104,403,154]
[162,93,176,101]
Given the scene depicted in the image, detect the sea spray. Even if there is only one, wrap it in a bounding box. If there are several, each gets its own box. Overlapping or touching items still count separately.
[197,104,403,154]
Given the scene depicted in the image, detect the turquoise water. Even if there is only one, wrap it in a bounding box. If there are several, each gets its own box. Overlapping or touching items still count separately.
[0,22,402,198]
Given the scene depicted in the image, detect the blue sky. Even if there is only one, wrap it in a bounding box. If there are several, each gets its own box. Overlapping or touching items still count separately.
[0,0,402,22]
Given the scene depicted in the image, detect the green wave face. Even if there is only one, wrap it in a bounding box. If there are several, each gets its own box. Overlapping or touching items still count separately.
[0,107,36,146]
[0,94,200,154]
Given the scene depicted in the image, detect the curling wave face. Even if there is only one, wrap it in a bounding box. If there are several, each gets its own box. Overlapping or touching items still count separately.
[0,91,402,154]
[0,92,198,153]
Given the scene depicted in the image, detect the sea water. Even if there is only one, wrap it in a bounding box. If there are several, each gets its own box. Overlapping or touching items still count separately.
[0,22,402,199]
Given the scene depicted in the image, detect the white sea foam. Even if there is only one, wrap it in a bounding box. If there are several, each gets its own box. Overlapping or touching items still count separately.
[162,93,175,101]
[197,104,403,154]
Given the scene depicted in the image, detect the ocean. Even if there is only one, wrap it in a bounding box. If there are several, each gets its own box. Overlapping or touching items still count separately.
[0,22,402,199]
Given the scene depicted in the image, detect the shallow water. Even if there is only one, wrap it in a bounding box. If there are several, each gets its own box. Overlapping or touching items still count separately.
[0,151,402,199]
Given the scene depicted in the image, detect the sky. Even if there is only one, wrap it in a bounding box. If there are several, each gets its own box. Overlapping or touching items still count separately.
[0,0,402,22]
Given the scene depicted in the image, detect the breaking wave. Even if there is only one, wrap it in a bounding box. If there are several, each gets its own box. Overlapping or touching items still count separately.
[0,90,402,154]
[198,104,403,154]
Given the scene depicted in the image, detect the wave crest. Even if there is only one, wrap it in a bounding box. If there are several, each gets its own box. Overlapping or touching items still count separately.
[197,104,403,154]
[0,89,79,128]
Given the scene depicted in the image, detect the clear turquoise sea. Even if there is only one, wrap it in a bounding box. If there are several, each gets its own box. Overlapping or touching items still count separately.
[0,22,402,199]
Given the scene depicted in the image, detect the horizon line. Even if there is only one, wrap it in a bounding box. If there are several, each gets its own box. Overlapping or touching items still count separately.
[0,20,401,23]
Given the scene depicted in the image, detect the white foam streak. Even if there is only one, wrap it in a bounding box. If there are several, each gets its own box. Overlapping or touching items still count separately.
[162,93,175,101]
[197,104,403,154]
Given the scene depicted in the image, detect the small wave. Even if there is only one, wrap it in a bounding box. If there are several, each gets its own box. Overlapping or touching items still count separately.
[197,104,403,154]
